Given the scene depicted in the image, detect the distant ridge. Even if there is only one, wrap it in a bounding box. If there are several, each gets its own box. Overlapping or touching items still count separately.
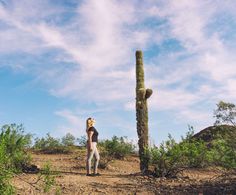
[193,125,236,143]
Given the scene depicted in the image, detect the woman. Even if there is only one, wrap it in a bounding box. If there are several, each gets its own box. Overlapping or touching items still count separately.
[86,117,100,176]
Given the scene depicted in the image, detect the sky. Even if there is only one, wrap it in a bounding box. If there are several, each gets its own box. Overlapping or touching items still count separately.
[0,0,236,145]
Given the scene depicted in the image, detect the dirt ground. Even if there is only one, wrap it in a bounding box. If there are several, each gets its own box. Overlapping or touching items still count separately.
[12,150,236,195]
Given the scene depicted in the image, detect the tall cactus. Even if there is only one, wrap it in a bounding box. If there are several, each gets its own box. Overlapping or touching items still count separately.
[135,50,153,173]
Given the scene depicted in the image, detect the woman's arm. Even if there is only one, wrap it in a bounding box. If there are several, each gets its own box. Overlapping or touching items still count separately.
[87,131,94,150]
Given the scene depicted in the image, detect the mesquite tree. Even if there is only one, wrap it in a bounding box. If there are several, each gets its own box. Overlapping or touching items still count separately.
[214,101,236,126]
[135,50,153,173]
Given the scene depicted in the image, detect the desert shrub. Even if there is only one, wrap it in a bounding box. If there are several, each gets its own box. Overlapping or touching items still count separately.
[0,124,32,170]
[0,141,14,195]
[192,125,236,169]
[0,167,14,195]
[187,126,236,169]
[148,129,210,178]
[34,133,68,154]
[207,138,236,169]
[148,134,186,178]
[180,127,209,168]
[0,124,32,194]
[97,136,136,169]
[61,133,76,146]
[98,147,114,169]
[41,163,57,193]
[148,126,236,178]
[99,136,136,160]
[180,139,208,168]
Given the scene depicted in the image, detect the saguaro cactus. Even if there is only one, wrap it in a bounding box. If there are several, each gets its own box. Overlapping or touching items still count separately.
[135,50,153,173]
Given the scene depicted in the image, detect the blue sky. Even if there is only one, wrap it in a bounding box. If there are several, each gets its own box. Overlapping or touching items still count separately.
[1,0,236,145]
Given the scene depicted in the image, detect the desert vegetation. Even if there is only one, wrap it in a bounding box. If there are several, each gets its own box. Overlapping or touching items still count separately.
[146,101,236,179]
[147,125,236,178]
[0,124,31,194]
[33,133,74,154]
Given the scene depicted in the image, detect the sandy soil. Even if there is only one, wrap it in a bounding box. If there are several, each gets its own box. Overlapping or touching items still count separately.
[12,149,236,195]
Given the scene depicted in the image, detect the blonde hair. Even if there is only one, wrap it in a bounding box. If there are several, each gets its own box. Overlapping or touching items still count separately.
[86,117,95,133]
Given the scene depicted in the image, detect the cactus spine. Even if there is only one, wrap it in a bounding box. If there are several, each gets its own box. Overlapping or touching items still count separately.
[135,50,153,173]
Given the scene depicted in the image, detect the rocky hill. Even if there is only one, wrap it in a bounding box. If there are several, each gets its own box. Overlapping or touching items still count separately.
[193,125,236,143]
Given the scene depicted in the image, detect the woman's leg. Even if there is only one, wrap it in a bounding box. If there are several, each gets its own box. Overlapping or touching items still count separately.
[86,145,95,174]
[93,142,100,174]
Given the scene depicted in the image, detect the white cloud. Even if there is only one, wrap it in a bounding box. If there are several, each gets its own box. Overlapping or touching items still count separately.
[143,0,236,124]
[1,0,236,142]
[0,0,139,104]
[54,109,85,136]
[150,89,199,111]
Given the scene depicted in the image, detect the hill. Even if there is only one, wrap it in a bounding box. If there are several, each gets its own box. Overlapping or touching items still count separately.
[193,125,236,143]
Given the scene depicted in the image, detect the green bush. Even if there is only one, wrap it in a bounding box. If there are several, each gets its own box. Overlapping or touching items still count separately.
[99,136,136,160]
[61,133,76,147]
[97,136,136,169]
[0,124,32,170]
[179,127,209,168]
[207,138,236,169]
[34,133,68,154]
[191,125,236,169]
[148,127,236,178]
[148,129,211,178]
[148,134,188,178]
[41,163,57,193]
[0,140,14,195]
[0,167,14,195]
[0,124,32,194]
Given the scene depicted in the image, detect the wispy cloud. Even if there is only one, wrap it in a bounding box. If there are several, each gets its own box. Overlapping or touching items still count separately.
[142,0,236,128]
[54,109,85,136]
